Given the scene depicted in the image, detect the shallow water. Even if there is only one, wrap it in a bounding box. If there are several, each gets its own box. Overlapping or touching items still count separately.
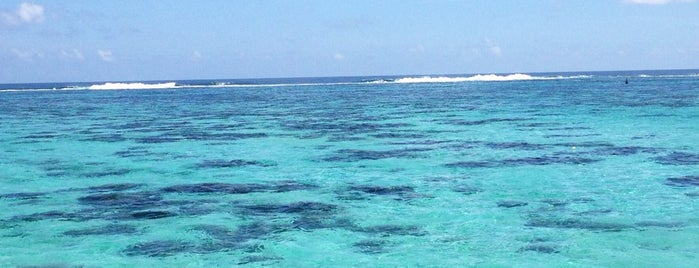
[1,73,698,267]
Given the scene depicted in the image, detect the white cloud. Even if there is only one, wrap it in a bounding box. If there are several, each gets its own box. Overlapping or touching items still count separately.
[490,46,503,57]
[1,2,45,26]
[333,53,345,61]
[98,50,114,62]
[484,38,503,57]
[61,49,84,60]
[625,0,695,4]
[192,50,202,61]
[10,48,44,60]
[409,45,426,53]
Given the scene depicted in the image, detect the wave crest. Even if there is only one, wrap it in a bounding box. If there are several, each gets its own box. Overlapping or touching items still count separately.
[88,82,177,90]
[392,73,552,83]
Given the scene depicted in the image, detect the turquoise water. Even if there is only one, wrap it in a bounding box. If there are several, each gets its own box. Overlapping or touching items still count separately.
[1,72,698,267]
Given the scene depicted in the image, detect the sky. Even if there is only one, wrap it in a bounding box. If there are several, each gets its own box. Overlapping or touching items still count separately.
[1,0,698,83]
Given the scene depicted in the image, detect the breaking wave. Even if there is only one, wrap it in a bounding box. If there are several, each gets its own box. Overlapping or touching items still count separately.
[392,74,592,83]
[88,82,177,90]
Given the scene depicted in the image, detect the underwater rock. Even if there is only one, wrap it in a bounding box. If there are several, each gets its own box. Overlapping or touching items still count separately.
[237,255,283,265]
[122,240,195,257]
[322,148,431,162]
[518,243,560,254]
[12,210,79,222]
[497,200,528,208]
[78,191,162,209]
[635,221,685,229]
[353,240,389,254]
[241,202,337,216]
[196,159,276,168]
[129,210,176,220]
[452,185,482,195]
[0,192,46,200]
[348,185,415,196]
[161,183,268,194]
[541,199,567,207]
[525,218,631,232]
[484,142,549,150]
[63,224,138,236]
[356,224,427,236]
[664,176,699,187]
[84,183,145,192]
[80,168,132,178]
[654,152,699,165]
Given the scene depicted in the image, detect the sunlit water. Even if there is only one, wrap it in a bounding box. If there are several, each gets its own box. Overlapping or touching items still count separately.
[1,72,698,267]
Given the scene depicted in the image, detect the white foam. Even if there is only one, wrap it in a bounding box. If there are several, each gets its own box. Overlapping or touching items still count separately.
[88,82,177,90]
[391,74,595,84]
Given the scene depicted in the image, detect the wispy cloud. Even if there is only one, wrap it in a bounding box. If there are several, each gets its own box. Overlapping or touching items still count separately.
[333,53,345,61]
[10,48,44,60]
[61,49,84,60]
[191,50,202,61]
[485,38,503,57]
[625,0,696,4]
[1,2,45,26]
[98,50,114,62]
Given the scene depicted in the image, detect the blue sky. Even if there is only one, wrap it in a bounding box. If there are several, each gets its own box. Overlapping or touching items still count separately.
[1,0,698,83]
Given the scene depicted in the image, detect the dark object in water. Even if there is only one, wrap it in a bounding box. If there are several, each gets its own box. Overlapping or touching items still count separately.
[122,240,195,257]
[625,78,629,84]
[664,176,699,187]
[497,200,528,208]
[353,239,389,254]
[63,224,138,236]
[518,243,560,254]
[653,152,699,165]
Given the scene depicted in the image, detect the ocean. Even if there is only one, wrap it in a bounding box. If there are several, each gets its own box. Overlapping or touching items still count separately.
[1,70,698,267]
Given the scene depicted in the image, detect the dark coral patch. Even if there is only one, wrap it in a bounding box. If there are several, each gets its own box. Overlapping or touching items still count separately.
[81,168,131,178]
[85,183,145,192]
[161,181,316,195]
[129,210,177,220]
[497,200,528,208]
[370,133,427,139]
[447,118,529,126]
[161,183,268,194]
[484,142,549,150]
[593,146,663,156]
[237,255,283,265]
[664,176,699,187]
[518,244,560,254]
[63,224,138,236]
[78,191,162,209]
[653,152,699,165]
[122,240,196,257]
[452,185,482,195]
[322,148,431,162]
[356,225,427,236]
[525,218,631,232]
[240,202,337,216]
[196,159,276,168]
[12,210,79,222]
[446,155,600,168]
[353,240,389,254]
[0,192,46,200]
[348,185,415,196]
